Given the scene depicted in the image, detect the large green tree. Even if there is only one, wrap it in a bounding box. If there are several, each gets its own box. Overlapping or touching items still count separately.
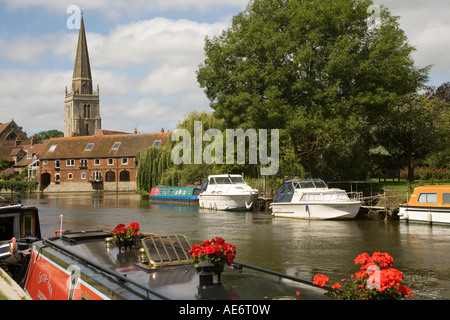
[197,0,429,180]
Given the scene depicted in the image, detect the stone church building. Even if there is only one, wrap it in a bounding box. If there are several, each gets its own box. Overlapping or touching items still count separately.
[36,15,169,192]
[64,15,101,137]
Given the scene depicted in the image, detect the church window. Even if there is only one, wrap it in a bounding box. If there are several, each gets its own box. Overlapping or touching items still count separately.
[83,104,90,118]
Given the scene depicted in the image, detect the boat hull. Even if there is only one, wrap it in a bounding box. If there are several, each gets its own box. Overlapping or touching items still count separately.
[271,202,361,220]
[398,206,450,225]
[198,193,258,211]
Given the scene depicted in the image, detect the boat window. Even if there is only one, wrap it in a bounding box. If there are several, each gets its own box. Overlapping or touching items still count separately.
[215,177,231,184]
[417,193,438,204]
[300,181,315,188]
[313,181,327,188]
[442,193,450,204]
[301,193,324,201]
[230,177,244,184]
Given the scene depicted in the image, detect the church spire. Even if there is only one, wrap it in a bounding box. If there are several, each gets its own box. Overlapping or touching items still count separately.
[72,12,92,95]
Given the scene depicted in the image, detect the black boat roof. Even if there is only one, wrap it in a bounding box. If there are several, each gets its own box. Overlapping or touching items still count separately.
[30,230,330,300]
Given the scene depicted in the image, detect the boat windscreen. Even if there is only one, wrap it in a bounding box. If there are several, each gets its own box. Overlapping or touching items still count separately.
[230,177,245,184]
[273,183,295,203]
[141,235,192,267]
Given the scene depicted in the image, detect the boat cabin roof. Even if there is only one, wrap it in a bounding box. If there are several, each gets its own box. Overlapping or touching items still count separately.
[273,179,329,203]
[406,184,450,207]
[28,231,330,300]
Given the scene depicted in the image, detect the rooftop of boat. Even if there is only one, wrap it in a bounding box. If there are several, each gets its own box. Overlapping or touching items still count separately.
[29,230,329,300]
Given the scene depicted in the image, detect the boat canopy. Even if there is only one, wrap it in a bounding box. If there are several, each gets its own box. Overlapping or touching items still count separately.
[273,179,328,203]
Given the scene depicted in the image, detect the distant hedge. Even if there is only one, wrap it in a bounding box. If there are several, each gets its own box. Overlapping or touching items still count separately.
[0,181,39,193]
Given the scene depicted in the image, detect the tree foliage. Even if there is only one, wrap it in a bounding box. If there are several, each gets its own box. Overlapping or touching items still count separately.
[34,129,64,141]
[197,0,429,180]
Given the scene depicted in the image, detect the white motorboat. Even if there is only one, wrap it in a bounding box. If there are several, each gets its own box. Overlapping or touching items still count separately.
[271,179,361,220]
[198,174,259,211]
[398,184,450,225]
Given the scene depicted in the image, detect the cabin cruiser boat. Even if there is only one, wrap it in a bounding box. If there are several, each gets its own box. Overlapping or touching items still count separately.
[23,230,329,300]
[271,179,361,220]
[198,174,259,211]
[398,185,450,225]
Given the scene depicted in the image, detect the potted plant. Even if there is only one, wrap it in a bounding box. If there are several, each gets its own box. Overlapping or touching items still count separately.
[188,237,236,277]
[313,252,413,300]
[113,222,140,250]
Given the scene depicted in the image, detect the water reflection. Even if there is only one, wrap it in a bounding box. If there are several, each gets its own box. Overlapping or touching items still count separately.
[22,192,450,300]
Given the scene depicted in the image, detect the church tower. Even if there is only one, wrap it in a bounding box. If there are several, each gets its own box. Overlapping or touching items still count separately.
[64,13,101,137]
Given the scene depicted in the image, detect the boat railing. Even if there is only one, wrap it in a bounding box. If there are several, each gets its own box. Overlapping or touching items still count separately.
[232,261,328,289]
[41,237,170,300]
[348,191,363,201]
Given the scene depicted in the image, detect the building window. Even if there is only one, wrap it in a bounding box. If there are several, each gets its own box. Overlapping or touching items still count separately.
[85,143,94,150]
[94,158,100,165]
[119,170,130,182]
[66,159,75,166]
[81,172,86,180]
[49,145,57,152]
[80,159,87,168]
[122,157,128,165]
[92,171,102,181]
[84,104,90,118]
[68,173,73,180]
[43,160,48,166]
[112,142,121,150]
[106,171,115,182]
[153,140,161,147]
[108,158,114,165]
[55,160,60,169]
[55,173,60,182]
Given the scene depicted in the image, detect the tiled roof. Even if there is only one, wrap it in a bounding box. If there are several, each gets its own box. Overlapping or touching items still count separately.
[40,132,170,160]
[13,143,48,167]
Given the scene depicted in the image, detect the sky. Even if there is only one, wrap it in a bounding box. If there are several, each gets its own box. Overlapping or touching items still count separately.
[0,0,449,137]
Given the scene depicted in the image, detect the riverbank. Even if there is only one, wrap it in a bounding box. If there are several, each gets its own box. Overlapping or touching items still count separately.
[0,268,30,300]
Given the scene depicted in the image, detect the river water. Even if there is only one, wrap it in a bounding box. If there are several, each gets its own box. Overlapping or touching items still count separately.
[21,192,449,300]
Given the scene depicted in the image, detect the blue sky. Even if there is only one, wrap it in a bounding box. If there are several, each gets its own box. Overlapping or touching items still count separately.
[0,0,449,137]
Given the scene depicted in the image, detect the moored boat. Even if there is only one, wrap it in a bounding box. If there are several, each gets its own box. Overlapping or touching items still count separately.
[0,203,41,285]
[150,186,201,204]
[198,174,259,211]
[398,185,450,225]
[271,179,361,220]
[23,229,329,300]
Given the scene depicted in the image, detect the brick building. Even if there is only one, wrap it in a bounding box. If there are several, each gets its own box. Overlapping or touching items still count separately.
[39,130,169,192]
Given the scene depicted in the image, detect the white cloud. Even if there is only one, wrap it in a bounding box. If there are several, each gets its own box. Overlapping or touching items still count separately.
[1,0,247,20]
